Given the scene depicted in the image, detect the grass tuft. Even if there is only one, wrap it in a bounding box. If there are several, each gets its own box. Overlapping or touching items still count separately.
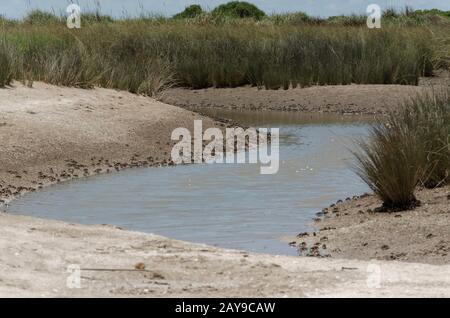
[396,89,450,188]
[353,124,424,211]
[354,88,450,211]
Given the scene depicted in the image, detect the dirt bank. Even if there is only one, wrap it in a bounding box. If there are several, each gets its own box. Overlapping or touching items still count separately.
[0,81,225,205]
[285,187,450,266]
[1,82,450,297]
[161,85,429,115]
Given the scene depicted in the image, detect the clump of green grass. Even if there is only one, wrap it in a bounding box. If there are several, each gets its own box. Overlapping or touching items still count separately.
[396,89,450,188]
[353,124,424,211]
[354,88,450,211]
[16,32,99,88]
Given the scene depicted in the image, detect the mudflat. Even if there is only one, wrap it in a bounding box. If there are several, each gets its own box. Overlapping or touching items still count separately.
[162,84,428,114]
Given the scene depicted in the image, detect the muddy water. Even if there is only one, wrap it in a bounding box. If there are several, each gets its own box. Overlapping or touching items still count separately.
[7,111,375,255]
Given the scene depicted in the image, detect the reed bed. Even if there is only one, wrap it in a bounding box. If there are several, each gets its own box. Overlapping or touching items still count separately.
[0,8,447,94]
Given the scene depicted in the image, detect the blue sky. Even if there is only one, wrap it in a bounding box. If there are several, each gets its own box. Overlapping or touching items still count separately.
[1,0,449,19]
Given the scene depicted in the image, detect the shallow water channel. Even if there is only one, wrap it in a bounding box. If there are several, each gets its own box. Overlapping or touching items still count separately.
[7,110,374,255]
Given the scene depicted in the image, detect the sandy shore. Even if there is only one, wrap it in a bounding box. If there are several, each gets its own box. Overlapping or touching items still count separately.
[0,82,225,205]
[1,82,450,297]
[161,72,448,115]
[285,187,450,265]
[161,85,428,115]
[2,212,450,297]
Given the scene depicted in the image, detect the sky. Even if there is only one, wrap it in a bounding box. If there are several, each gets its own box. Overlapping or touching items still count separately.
[1,0,449,19]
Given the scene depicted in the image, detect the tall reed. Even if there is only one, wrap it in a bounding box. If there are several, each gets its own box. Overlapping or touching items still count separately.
[0,10,446,92]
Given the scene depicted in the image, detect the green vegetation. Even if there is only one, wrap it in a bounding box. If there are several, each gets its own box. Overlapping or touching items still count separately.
[354,89,450,211]
[395,90,450,188]
[173,5,204,19]
[23,10,61,25]
[82,12,115,24]
[415,9,450,19]
[0,3,447,93]
[0,41,13,87]
[211,1,266,20]
[353,123,425,211]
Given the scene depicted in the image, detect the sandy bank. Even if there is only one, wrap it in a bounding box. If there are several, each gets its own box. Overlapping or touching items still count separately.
[0,81,224,205]
[161,84,429,115]
[1,82,449,297]
[287,187,450,265]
